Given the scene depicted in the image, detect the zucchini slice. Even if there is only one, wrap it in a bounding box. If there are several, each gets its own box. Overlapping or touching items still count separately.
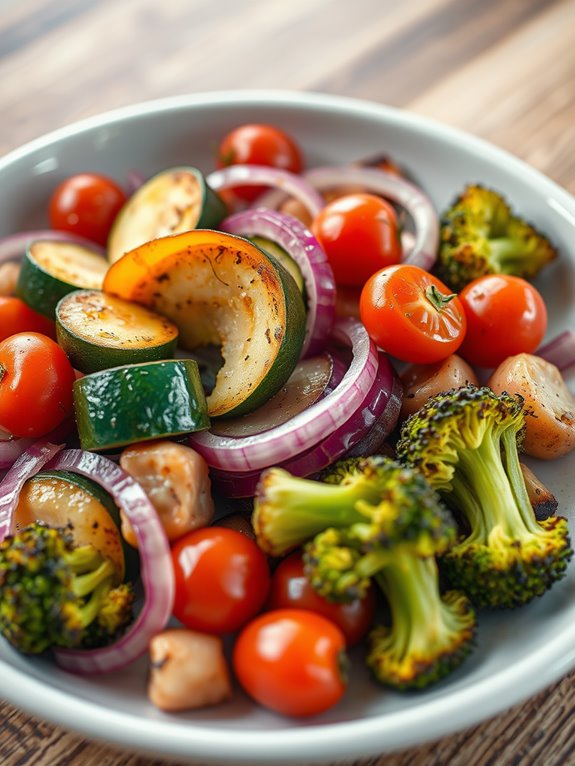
[249,236,305,293]
[56,289,179,373]
[108,167,227,264]
[13,471,128,584]
[210,353,332,437]
[73,358,210,451]
[16,240,109,318]
[103,229,307,418]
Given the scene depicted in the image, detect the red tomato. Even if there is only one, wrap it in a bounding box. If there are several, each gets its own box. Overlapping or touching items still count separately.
[0,333,75,438]
[233,608,347,717]
[217,124,303,202]
[267,551,376,647]
[49,173,127,246]
[457,274,548,368]
[0,297,55,341]
[359,264,467,363]
[311,193,401,287]
[171,527,271,634]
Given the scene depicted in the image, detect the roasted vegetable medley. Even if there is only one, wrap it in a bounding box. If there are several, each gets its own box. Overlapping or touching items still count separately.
[0,122,574,719]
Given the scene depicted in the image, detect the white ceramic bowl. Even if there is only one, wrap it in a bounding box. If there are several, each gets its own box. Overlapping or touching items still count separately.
[1,91,574,765]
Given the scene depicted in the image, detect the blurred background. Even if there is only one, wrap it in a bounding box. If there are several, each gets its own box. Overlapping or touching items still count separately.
[1,0,574,192]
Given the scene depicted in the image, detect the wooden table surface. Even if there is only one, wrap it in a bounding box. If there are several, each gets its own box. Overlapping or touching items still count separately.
[1,0,575,764]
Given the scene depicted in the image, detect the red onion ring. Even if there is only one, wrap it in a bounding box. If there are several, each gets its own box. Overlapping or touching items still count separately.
[0,419,75,472]
[189,318,378,472]
[304,166,439,271]
[0,441,64,542]
[210,352,402,498]
[537,330,575,372]
[207,165,325,220]
[220,209,336,357]
[0,230,105,265]
[34,448,174,674]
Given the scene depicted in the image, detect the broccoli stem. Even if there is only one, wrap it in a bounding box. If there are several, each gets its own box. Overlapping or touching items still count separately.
[67,546,116,628]
[375,554,451,656]
[488,238,530,269]
[255,470,383,554]
[450,428,537,544]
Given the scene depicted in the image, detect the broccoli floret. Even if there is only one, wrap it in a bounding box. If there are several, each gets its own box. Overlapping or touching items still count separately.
[0,523,134,654]
[253,456,403,557]
[436,184,557,291]
[396,385,573,609]
[302,461,476,690]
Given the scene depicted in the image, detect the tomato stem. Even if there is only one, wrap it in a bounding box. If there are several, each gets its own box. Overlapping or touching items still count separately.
[425,284,457,312]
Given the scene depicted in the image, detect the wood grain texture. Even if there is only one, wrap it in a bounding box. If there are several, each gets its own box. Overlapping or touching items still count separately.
[1,0,575,764]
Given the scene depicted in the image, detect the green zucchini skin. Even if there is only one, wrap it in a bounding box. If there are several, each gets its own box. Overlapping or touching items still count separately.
[73,359,210,452]
[16,240,108,318]
[55,289,179,374]
[249,236,305,293]
[216,246,307,418]
[108,166,227,263]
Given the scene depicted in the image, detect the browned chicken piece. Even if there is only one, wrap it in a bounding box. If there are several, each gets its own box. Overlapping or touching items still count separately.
[400,354,479,421]
[488,353,575,459]
[520,462,558,520]
[148,628,232,711]
[119,440,215,545]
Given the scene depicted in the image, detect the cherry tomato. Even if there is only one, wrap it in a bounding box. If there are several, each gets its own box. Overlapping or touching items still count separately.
[359,264,467,364]
[171,526,271,634]
[233,608,347,717]
[457,274,548,368]
[267,551,376,647]
[0,297,55,341]
[49,173,127,246]
[311,193,401,287]
[217,124,303,202]
[0,332,75,438]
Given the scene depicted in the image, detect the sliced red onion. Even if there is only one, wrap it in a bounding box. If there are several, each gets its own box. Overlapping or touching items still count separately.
[0,437,36,471]
[537,330,575,372]
[207,165,325,220]
[189,317,378,472]
[37,448,174,675]
[304,166,439,271]
[0,230,105,265]
[210,352,402,498]
[220,209,336,357]
[0,441,65,542]
[0,419,75,472]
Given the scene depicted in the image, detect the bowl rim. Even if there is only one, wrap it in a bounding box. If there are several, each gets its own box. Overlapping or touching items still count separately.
[1,89,575,764]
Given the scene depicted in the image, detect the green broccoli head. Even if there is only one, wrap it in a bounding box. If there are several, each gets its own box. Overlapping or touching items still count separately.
[253,455,403,557]
[299,459,476,690]
[0,523,134,654]
[436,184,557,291]
[396,385,573,609]
[303,458,457,603]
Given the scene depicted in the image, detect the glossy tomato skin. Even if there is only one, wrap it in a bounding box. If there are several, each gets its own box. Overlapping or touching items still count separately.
[171,526,271,635]
[217,124,303,202]
[311,193,401,287]
[233,608,347,718]
[49,172,127,246]
[0,332,75,438]
[267,551,376,647]
[0,297,55,342]
[457,274,548,369]
[360,264,467,364]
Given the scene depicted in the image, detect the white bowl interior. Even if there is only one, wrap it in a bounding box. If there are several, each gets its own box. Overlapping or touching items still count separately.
[1,91,574,765]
